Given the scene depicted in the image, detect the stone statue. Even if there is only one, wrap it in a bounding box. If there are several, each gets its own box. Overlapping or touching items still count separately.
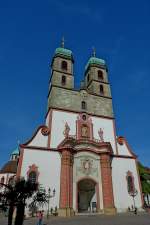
[81,125,88,137]
[63,122,70,138]
[98,128,104,142]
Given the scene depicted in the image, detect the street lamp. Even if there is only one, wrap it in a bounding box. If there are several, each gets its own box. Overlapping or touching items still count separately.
[129,188,138,210]
[47,188,56,218]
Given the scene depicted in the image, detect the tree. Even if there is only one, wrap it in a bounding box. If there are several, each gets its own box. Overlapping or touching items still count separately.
[138,162,150,206]
[0,177,47,225]
[0,182,16,225]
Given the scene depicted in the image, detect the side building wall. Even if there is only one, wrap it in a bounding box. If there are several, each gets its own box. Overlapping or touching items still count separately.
[112,157,142,212]
[18,149,61,209]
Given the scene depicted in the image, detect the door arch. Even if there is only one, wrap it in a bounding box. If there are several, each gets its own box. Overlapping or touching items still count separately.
[77,178,99,212]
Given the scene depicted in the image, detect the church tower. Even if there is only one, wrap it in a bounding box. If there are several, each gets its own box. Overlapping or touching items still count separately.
[48,39,74,110]
[84,49,112,98]
[49,39,74,90]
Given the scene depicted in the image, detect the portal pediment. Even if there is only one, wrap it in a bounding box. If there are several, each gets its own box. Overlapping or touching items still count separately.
[57,137,113,155]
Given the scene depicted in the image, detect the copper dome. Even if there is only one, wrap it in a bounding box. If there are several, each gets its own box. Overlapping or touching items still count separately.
[0,160,18,174]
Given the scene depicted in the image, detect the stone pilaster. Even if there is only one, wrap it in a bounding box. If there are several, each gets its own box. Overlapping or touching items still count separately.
[59,149,74,217]
[100,153,116,215]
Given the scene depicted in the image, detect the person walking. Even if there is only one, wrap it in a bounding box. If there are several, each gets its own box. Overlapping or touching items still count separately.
[36,211,44,225]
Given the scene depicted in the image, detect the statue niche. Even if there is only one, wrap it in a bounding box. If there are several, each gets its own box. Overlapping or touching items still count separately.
[81,125,89,138]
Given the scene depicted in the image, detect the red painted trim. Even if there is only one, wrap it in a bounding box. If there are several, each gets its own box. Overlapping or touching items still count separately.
[112,154,136,159]
[19,145,54,151]
[16,147,24,178]
[47,109,53,148]
[45,107,115,120]
[117,136,137,158]
[124,138,137,158]
[21,125,49,146]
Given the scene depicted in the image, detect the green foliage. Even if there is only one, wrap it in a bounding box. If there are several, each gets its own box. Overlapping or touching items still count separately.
[138,162,150,194]
[29,188,47,210]
[0,178,47,225]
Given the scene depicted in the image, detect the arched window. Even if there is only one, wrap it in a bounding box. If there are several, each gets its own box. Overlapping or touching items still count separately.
[0,176,5,184]
[61,61,68,70]
[28,171,37,184]
[81,101,87,110]
[127,176,134,193]
[126,171,135,193]
[98,70,103,80]
[100,85,104,94]
[61,75,66,85]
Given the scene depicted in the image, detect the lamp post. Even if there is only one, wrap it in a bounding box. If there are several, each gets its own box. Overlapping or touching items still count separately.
[47,188,56,218]
[129,188,138,210]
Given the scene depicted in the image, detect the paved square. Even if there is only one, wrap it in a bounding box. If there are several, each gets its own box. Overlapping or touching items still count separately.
[0,212,150,225]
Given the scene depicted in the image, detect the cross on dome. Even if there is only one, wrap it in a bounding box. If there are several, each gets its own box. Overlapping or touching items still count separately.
[61,36,65,48]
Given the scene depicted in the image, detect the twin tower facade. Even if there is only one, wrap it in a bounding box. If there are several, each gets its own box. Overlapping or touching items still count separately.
[15,44,143,216]
[48,47,113,118]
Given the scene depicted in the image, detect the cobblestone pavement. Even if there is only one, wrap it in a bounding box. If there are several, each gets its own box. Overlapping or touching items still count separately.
[0,212,149,225]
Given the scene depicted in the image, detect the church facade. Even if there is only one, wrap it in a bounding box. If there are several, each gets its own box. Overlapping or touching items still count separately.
[16,43,143,216]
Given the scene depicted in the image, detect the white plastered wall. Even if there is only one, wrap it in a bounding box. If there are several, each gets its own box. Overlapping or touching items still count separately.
[20,149,61,209]
[92,117,116,154]
[50,110,78,148]
[28,129,48,148]
[112,157,142,212]
[117,142,132,156]
[50,110,116,154]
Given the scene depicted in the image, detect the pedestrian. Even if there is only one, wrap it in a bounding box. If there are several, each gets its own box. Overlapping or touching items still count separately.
[36,211,43,225]
[134,207,137,215]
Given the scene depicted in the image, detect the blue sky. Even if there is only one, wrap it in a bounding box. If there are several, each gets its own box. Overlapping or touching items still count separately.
[0,0,150,167]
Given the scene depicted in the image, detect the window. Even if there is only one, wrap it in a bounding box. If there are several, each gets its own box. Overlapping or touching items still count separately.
[126,171,135,193]
[81,101,87,110]
[61,75,66,85]
[100,85,104,94]
[127,176,134,193]
[28,171,37,184]
[98,70,103,80]
[87,74,90,82]
[82,114,87,121]
[1,176,5,184]
[61,61,68,70]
